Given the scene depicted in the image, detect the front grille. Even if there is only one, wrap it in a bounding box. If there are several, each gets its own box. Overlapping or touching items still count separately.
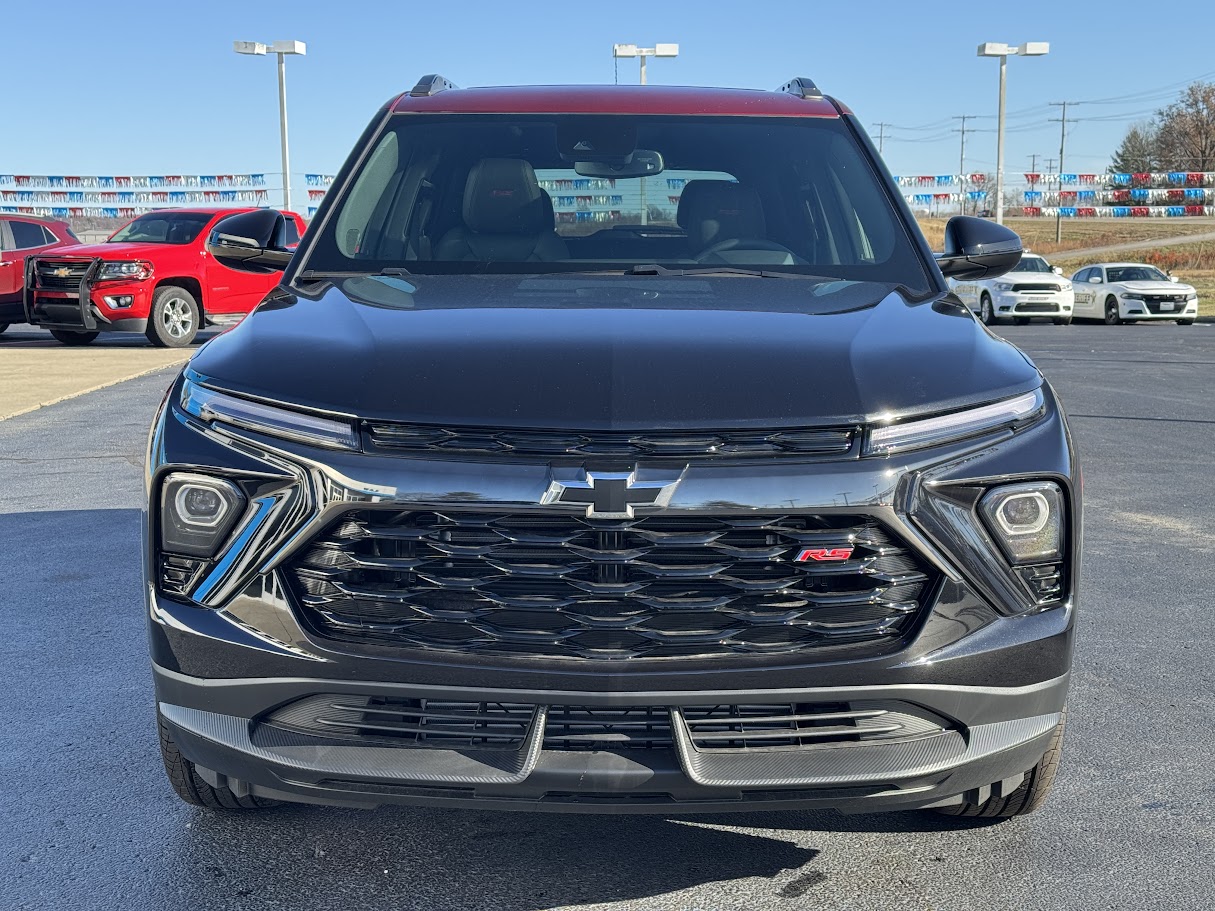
[1142,294,1188,314]
[365,423,856,460]
[1014,302,1059,313]
[1011,283,1059,293]
[543,705,673,750]
[34,259,90,290]
[263,695,536,750]
[284,509,936,659]
[678,701,944,749]
[260,695,949,754]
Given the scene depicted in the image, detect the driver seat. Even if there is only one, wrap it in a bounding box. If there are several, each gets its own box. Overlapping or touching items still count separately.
[681,183,798,265]
[436,158,568,262]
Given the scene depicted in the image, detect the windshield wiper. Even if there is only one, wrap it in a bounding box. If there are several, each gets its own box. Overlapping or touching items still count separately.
[625,263,820,279]
[297,266,415,280]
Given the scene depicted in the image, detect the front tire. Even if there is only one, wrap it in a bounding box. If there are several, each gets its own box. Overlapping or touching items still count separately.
[1104,296,1122,325]
[1178,319,1194,326]
[934,707,1067,820]
[158,710,278,809]
[1013,317,1030,326]
[979,294,996,326]
[49,328,99,346]
[1052,316,1072,325]
[146,285,200,348]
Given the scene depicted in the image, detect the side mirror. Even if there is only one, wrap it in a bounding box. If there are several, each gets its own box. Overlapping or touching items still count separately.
[1052,266,1063,274]
[934,215,1022,280]
[1088,276,1102,284]
[1169,274,1179,283]
[206,209,292,272]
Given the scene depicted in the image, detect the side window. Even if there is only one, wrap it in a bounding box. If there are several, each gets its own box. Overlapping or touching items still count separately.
[1073,268,1089,283]
[9,220,47,250]
[1092,269,1104,283]
[336,131,401,257]
[41,225,57,245]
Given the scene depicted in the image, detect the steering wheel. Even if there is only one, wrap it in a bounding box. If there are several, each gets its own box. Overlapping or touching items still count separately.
[695,237,804,265]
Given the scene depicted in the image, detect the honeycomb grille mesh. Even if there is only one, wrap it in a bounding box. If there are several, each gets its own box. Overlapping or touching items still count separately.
[284,510,936,660]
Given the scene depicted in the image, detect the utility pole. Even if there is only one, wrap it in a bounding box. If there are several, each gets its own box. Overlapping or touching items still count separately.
[1049,101,1076,243]
[1028,153,1038,176]
[954,116,977,214]
[873,122,889,155]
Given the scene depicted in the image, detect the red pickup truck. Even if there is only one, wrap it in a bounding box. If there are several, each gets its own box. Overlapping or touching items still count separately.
[24,207,305,346]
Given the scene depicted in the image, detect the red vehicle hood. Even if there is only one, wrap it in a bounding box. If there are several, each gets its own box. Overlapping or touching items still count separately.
[36,241,177,260]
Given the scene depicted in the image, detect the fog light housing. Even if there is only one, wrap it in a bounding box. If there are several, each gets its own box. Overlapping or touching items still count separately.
[979,481,1064,564]
[160,473,245,558]
[103,295,134,309]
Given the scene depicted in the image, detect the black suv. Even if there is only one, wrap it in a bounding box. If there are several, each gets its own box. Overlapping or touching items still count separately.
[146,76,1078,818]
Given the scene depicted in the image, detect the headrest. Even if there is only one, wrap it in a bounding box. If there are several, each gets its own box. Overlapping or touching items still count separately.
[538,188,555,229]
[462,158,547,235]
[675,179,736,229]
[680,183,767,250]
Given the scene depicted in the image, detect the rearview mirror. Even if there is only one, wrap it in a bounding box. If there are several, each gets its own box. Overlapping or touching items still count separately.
[206,209,293,272]
[575,150,664,179]
[934,215,1022,280]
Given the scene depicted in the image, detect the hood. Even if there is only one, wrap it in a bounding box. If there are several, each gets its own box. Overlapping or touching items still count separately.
[37,241,172,260]
[1119,280,1194,294]
[188,275,1041,430]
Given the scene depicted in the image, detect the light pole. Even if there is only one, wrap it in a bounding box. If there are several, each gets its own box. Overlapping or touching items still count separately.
[612,42,678,85]
[977,41,1049,224]
[234,40,307,212]
[612,43,678,225]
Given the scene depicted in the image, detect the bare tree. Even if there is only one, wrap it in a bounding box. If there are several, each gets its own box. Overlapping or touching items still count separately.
[1157,83,1215,170]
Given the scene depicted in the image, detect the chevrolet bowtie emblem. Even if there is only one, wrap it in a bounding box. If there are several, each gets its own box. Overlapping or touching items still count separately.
[53,267,71,278]
[542,468,684,519]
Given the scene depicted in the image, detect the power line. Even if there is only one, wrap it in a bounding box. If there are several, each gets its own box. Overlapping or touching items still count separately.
[872,122,890,154]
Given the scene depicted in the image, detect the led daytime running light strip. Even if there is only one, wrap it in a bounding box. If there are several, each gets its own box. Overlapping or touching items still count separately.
[180,376,358,450]
[866,388,1044,456]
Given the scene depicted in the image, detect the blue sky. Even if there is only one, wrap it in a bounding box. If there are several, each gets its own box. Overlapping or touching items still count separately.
[6,0,1214,182]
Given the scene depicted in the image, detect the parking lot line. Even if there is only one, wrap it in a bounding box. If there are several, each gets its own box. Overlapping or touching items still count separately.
[0,349,188,421]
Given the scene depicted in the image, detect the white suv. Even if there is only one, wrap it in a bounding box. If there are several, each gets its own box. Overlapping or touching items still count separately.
[950,254,1075,326]
[1070,263,1198,326]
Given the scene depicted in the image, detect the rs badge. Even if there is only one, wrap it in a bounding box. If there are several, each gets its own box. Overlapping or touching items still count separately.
[795,547,854,562]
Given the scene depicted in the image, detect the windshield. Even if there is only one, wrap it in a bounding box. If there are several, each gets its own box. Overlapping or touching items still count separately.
[108,211,213,245]
[1107,265,1168,283]
[301,114,931,292]
[1015,257,1052,273]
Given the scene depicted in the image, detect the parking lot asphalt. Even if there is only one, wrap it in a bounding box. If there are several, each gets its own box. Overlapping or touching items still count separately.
[2,323,1214,911]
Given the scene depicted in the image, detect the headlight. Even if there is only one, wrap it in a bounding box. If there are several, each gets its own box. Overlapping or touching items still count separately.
[980,482,1063,562]
[994,282,1014,291]
[180,374,359,450]
[160,473,245,557]
[1120,292,1144,300]
[97,260,153,281]
[978,481,1067,603]
[864,388,1044,457]
[1059,282,1072,291]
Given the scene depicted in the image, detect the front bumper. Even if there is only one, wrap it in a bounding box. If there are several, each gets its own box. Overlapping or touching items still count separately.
[154,659,1068,813]
[992,290,1074,317]
[1118,299,1198,320]
[24,257,152,332]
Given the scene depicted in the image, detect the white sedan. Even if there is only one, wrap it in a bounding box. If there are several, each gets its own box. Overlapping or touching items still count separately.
[950,254,1075,326]
[1070,263,1199,325]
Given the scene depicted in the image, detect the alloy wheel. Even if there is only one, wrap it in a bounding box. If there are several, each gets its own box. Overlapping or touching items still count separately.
[162,297,194,339]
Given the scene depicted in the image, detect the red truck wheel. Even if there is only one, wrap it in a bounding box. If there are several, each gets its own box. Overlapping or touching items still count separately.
[146,286,200,348]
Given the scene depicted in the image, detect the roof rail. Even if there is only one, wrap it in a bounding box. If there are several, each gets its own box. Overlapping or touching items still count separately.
[410,74,458,97]
[779,77,823,99]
